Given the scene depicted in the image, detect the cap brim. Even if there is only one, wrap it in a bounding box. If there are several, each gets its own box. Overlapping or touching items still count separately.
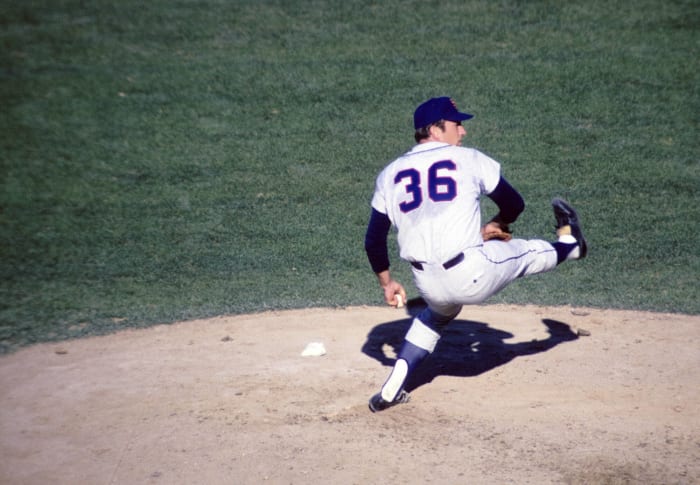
[445,112,473,122]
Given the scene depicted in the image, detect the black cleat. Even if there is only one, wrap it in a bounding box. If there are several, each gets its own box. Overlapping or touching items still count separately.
[368,390,410,413]
[552,198,587,259]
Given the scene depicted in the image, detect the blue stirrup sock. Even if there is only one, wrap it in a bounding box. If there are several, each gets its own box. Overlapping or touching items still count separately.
[553,241,579,264]
[380,318,440,402]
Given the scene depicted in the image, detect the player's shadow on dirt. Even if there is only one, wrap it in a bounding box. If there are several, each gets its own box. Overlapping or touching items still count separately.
[361,299,579,393]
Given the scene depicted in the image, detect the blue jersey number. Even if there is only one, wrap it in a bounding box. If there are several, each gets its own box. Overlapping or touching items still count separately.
[395,168,423,212]
[394,160,457,213]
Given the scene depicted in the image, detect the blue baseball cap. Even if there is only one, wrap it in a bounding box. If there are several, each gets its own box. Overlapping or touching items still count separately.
[413,97,473,129]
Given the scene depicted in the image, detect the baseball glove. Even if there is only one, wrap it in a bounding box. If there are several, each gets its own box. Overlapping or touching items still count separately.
[481,218,513,242]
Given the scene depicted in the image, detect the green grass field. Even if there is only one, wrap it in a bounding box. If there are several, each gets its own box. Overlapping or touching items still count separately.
[1,0,698,353]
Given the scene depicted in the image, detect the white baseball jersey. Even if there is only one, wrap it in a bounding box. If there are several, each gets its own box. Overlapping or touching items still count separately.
[371,141,501,265]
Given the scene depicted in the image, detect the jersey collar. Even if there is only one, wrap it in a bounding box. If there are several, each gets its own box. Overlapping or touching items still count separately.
[410,141,450,154]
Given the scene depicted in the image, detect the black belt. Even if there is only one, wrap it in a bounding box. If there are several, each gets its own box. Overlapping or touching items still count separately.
[410,252,464,271]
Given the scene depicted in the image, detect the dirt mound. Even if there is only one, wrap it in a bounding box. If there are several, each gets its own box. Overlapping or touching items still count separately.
[1,304,698,484]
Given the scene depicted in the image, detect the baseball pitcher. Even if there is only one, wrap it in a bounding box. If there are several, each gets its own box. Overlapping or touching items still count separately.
[365,96,587,412]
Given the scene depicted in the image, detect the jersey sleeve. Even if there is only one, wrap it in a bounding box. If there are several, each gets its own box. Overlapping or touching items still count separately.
[366,169,392,273]
[370,169,388,214]
[476,151,502,195]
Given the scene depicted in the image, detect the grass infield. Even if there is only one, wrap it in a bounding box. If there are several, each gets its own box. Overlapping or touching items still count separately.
[1,0,698,352]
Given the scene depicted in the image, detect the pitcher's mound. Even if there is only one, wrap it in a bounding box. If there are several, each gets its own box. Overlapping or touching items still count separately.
[1,304,698,484]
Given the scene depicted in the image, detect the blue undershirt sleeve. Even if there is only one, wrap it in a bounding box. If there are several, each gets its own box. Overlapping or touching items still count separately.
[364,208,392,273]
[487,176,525,224]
